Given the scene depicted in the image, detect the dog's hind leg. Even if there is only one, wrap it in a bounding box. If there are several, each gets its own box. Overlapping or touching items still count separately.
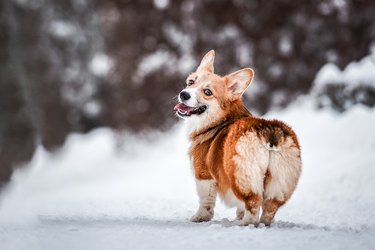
[236,208,245,220]
[232,132,269,226]
[235,193,262,226]
[190,179,217,222]
[260,139,301,226]
[260,198,284,226]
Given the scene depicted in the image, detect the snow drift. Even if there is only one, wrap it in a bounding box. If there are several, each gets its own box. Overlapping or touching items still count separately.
[0,99,374,249]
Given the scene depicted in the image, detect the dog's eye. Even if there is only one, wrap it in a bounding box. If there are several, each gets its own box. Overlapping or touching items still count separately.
[203,89,212,96]
[187,79,194,86]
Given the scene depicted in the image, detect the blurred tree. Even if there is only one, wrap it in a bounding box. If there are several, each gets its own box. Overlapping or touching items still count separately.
[0,0,374,183]
[0,1,36,185]
[0,0,107,183]
[102,0,375,124]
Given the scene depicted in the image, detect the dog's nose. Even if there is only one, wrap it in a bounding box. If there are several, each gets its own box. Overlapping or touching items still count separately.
[179,91,191,101]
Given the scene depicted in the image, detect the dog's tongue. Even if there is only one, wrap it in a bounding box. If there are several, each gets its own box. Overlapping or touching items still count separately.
[174,103,195,114]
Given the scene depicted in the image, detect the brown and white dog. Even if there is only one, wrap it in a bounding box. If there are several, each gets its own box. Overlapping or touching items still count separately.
[174,50,302,226]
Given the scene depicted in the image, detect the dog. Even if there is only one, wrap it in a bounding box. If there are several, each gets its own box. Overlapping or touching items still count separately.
[174,50,302,226]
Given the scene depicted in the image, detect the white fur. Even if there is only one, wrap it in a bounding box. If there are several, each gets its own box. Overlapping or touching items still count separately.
[180,87,204,135]
[184,115,204,136]
[180,82,224,135]
[264,137,302,201]
[181,50,300,226]
[179,87,199,107]
[236,209,260,226]
[233,132,269,196]
[233,132,301,202]
[184,100,223,135]
[190,179,217,222]
[220,190,244,209]
[230,131,301,225]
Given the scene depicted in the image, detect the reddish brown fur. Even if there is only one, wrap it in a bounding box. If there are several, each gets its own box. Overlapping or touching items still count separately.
[263,169,272,188]
[260,199,286,226]
[184,50,301,225]
[189,98,300,203]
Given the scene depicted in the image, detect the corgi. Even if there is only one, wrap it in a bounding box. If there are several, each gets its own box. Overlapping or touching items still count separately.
[174,50,302,226]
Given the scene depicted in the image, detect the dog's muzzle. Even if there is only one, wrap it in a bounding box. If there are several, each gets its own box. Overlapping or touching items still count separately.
[173,103,207,117]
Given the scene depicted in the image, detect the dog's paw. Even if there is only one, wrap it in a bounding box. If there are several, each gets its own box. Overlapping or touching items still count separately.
[234,211,259,226]
[259,215,274,227]
[190,208,213,223]
[190,214,212,223]
[234,219,250,226]
[258,219,273,227]
[234,219,258,227]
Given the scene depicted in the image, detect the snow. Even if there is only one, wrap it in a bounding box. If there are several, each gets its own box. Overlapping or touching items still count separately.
[278,34,292,56]
[14,0,43,10]
[153,0,170,10]
[344,55,375,89]
[49,20,78,39]
[163,24,196,73]
[0,99,375,249]
[89,53,113,77]
[136,50,176,79]
[314,63,343,87]
[135,48,195,80]
[314,52,375,89]
[83,100,102,118]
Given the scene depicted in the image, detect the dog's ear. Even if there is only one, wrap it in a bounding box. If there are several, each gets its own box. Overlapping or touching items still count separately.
[196,50,215,73]
[226,68,254,99]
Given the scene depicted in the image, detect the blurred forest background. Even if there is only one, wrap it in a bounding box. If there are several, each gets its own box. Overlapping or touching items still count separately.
[0,0,375,184]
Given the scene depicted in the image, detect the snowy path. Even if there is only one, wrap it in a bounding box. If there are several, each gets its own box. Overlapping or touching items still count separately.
[1,218,373,250]
[0,101,375,249]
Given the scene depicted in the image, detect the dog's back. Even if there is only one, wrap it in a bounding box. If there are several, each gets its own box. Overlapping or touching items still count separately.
[189,115,301,225]
[175,50,301,226]
[223,117,301,225]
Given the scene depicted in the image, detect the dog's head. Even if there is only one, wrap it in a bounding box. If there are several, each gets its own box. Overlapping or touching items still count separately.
[174,50,254,131]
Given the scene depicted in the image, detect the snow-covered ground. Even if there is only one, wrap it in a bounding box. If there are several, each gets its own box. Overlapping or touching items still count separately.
[0,98,374,249]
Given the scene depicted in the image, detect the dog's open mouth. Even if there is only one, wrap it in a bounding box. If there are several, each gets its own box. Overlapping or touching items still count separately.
[173,103,207,117]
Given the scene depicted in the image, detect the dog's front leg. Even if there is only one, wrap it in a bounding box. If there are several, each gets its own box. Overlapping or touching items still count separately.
[190,179,217,222]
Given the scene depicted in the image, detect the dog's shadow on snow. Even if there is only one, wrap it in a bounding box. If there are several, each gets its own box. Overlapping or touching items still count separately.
[180,219,364,233]
[197,219,332,231]
[41,217,365,233]
[206,219,366,233]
